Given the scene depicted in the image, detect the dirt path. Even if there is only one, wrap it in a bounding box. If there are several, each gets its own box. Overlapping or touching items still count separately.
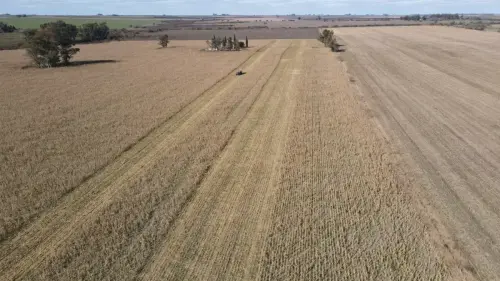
[337,26,500,280]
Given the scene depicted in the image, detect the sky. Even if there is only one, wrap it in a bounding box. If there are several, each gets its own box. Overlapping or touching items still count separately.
[2,0,500,16]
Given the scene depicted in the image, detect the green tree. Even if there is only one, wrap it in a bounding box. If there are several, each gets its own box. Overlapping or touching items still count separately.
[233,34,240,51]
[159,34,169,48]
[245,36,248,48]
[0,22,17,33]
[25,21,80,67]
[79,22,109,42]
[318,29,339,52]
[318,29,333,44]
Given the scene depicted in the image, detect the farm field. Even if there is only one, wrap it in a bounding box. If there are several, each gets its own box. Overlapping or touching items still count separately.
[0,40,263,242]
[0,16,161,29]
[337,26,500,280]
[0,32,24,50]
[0,38,451,280]
[165,28,319,40]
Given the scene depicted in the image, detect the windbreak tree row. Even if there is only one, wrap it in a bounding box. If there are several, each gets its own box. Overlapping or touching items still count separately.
[206,34,249,51]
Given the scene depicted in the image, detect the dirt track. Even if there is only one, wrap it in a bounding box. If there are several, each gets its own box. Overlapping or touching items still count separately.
[338,26,500,280]
[1,39,446,280]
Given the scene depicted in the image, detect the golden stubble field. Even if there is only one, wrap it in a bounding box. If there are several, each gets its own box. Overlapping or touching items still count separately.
[0,36,466,280]
[0,40,264,241]
[337,26,500,280]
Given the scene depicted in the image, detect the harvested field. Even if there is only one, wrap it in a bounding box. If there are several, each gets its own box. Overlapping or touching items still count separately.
[337,26,500,280]
[0,40,266,241]
[1,38,450,280]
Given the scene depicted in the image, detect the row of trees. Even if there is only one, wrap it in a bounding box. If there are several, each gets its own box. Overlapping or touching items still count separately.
[206,35,249,51]
[428,13,462,20]
[79,22,110,42]
[318,29,339,52]
[0,22,17,33]
[400,14,462,21]
[23,20,126,68]
[1,20,114,41]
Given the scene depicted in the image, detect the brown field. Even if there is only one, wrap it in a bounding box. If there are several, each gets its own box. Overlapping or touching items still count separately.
[229,19,423,29]
[0,40,264,241]
[0,38,453,280]
[160,28,320,40]
[337,26,500,280]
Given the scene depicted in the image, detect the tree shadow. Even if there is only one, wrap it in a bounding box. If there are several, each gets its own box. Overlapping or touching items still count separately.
[22,60,119,70]
[156,46,180,49]
[66,60,119,67]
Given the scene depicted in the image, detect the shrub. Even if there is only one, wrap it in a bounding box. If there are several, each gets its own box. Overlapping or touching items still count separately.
[24,21,80,68]
[318,29,334,45]
[238,41,245,48]
[0,22,17,33]
[79,22,109,42]
[159,34,169,48]
[109,29,125,41]
[318,29,332,43]
[465,21,487,31]
[318,29,340,52]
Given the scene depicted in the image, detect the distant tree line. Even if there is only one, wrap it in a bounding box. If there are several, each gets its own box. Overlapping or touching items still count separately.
[0,22,17,33]
[400,15,423,21]
[428,13,462,20]
[400,13,462,21]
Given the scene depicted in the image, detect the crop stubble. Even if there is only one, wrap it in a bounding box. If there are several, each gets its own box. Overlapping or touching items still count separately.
[1,38,447,280]
[337,26,500,280]
[0,40,266,241]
